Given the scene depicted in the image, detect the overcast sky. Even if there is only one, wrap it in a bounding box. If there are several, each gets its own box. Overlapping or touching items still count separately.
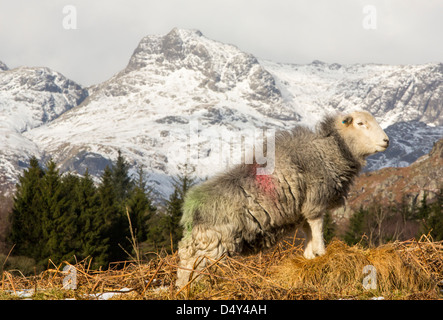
[1,0,442,86]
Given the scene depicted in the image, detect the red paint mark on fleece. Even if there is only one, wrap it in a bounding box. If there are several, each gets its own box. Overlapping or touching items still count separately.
[251,163,276,199]
[256,174,276,196]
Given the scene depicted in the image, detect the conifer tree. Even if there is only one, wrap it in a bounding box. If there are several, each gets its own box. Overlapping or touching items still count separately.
[126,166,155,243]
[9,156,45,260]
[427,192,443,240]
[57,173,82,260]
[158,164,196,251]
[75,170,109,266]
[112,150,133,203]
[98,165,129,264]
[419,189,443,240]
[344,207,367,246]
[322,211,336,244]
[417,191,429,220]
[163,188,184,250]
[39,160,75,265]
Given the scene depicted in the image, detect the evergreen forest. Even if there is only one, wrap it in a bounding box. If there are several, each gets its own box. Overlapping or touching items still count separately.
[5,152,194,272]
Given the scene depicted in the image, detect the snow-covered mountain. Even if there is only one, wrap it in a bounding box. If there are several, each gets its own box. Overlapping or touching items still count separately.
[0,62,87,194]
[1,28,442,198]
[261,59,443,172]
[365,121,443,172]
[24,28,300,196]
[263,60,442,127]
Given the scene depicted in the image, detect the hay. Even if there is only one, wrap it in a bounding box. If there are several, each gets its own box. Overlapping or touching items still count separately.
[272,239,439,299]
[1,235,442,300]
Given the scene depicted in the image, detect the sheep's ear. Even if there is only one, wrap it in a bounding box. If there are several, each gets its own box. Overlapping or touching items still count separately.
[342,116,353,126]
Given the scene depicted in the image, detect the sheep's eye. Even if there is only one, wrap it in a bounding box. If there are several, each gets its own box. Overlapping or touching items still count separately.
[357,122,364,126]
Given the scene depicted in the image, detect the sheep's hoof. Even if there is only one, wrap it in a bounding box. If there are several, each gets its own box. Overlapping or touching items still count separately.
[303,248,325,259]
[303,249,316,259]
[304,253,315,259]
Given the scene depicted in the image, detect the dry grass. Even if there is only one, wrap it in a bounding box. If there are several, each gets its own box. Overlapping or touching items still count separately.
[1,234,442,300]
[272,236,442,299]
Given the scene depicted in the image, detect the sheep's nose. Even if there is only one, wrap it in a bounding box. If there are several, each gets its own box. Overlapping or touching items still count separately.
[383,138,390,146]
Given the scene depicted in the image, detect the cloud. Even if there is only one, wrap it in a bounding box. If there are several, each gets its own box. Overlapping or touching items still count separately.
[0,0,441,86]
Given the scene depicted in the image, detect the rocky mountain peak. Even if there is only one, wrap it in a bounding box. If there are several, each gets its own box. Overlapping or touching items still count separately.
[0,63,88,196]
[126,28,206,72]
[124,28,282,101]
[0,66,88,131]
[161,28,204,61]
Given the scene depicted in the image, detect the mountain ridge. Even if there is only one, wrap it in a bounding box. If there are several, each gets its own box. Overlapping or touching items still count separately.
[0,28,441,199]
[0,63,88,194]
[262,59,442,127]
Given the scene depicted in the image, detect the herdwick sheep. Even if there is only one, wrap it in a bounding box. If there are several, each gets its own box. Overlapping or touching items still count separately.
[176,111,389,288]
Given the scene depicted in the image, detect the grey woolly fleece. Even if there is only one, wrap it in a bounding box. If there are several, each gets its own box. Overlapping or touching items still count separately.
[179,115,362,254]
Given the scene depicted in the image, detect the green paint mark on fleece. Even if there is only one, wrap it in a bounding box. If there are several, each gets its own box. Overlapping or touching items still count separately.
[180,185,207,238]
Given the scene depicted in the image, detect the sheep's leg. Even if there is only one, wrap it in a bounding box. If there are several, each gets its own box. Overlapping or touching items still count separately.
[301,220,314,259]
[309,216,326,257]
[176,236,199,288]
[302,217,325,259]
[176,225,236,288]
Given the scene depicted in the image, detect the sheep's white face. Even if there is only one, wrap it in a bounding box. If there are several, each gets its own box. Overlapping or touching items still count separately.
[341,111,389,157]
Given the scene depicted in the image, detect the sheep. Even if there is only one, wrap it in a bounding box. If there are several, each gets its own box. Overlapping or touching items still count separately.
[176,110,389,288]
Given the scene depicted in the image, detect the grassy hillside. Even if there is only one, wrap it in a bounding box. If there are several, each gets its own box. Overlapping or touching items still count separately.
[1,234,442,300]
